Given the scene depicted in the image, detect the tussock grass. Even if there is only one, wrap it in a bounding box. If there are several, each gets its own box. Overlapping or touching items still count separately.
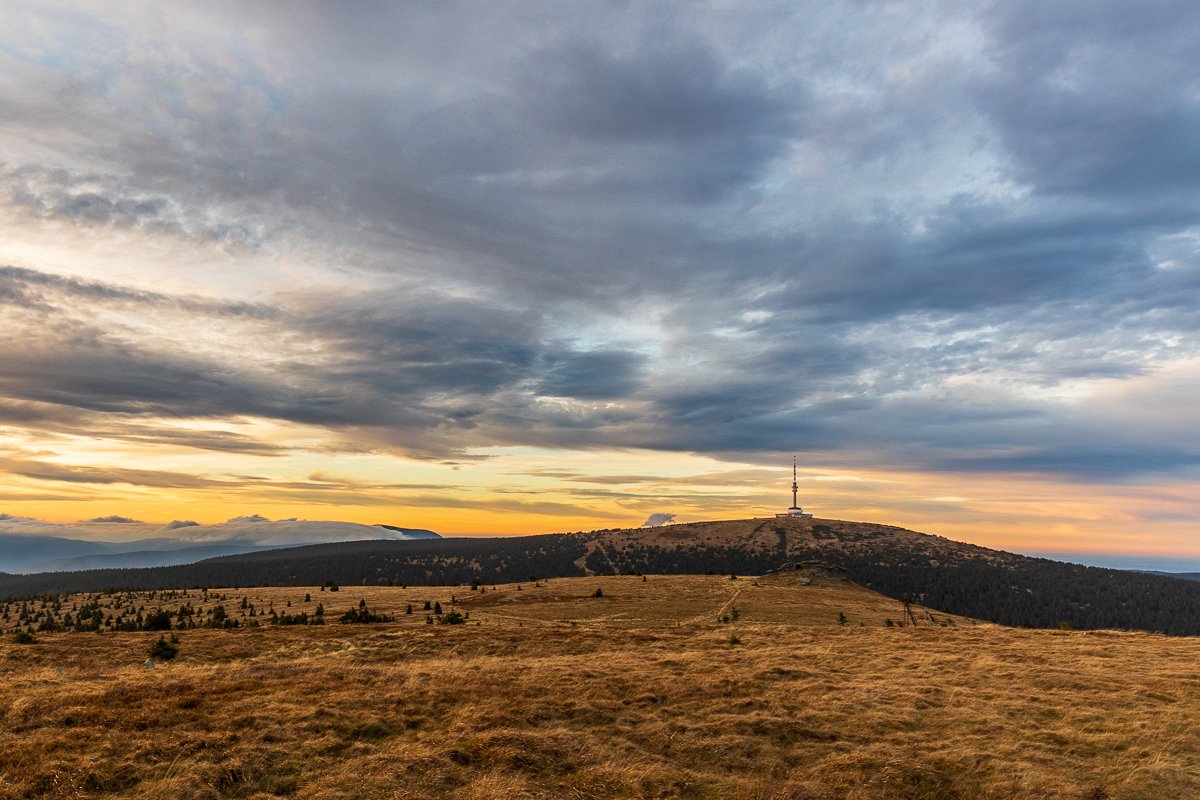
[1,575,1198,798]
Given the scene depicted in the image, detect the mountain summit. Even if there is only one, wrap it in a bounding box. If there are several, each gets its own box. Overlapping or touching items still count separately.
[2,516,1199,634]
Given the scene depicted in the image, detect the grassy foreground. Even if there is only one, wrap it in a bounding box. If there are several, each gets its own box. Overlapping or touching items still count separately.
[2,575,1198,799]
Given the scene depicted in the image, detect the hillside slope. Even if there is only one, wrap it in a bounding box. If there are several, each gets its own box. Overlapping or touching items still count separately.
[3,517,1200,634]
[2,576,1198,799]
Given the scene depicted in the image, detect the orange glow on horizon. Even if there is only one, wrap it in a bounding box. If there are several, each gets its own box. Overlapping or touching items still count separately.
[2,440,1197,560]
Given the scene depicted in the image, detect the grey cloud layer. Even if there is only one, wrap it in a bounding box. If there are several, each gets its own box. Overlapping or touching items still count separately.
[2,1,1200,479]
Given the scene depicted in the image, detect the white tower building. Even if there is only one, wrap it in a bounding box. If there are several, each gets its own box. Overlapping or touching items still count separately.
[776,457,813,518]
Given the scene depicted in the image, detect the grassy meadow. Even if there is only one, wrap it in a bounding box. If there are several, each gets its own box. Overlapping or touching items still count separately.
[1,574,1198,799]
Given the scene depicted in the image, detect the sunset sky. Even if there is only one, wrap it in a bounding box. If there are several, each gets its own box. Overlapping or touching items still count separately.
[2,2,1199,564]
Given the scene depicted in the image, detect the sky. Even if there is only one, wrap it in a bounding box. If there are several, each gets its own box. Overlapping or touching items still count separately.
[1,1,1199,562]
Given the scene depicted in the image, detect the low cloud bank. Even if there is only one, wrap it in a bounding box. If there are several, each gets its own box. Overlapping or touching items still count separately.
[0,513,435,545]
[178,516,427,545]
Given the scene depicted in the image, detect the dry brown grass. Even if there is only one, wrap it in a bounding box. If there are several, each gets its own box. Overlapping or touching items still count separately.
[2,575,1198,799]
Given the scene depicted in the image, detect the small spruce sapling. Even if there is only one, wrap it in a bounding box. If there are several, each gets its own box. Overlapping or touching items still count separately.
[147,635,178,661]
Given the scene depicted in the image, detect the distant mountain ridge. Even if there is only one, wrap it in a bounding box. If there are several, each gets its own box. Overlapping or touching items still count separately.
[24,544,274,573]
[0,520,440,573]
[3,517,1200,635]
[1148,571,1200,581]
[0,533,137,572]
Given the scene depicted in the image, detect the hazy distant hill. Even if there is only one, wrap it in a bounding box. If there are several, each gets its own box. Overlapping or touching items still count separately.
[0,521,441,573]
[4,517,1200,634]
[22,544,273,573]
[0,533,135,573]
[1150,571,1200,581]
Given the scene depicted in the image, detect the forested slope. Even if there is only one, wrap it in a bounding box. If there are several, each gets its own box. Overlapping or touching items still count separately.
[4,518,1200,634]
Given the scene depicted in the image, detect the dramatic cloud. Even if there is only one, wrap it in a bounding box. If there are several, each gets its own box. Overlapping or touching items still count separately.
[1,2,1199,546]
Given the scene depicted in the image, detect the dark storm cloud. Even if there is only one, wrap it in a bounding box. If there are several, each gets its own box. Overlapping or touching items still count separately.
[538,350,646,400]
[933,446,1200,479]
[980,0,1200,199]
[0,268,652,456]
[0,456,231,488]
[519,39,796,202]
[532,43,788,144]
[2,1,1200,481]
[0,396,289,457]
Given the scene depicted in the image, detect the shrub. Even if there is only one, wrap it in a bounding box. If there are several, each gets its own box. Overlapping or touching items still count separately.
[143,608,173,631]
[12,631,36,644]
[592,587,604,598]
[147,635,178,661]
[339,606,391,624]
[440,611,467,625]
